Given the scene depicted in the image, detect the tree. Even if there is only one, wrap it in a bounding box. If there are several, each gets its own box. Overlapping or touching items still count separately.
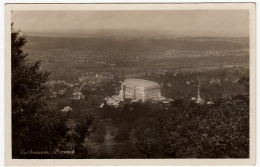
[12,24,50,117]
[11,24,68,158]
[91,121,106,144]
[114,123,131,143]
[74,114,94,144]
[114,130,129,143]
[239,75,249,92]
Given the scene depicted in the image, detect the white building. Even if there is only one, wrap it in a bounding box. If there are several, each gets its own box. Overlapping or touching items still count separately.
[104,95,120,107]
[72,91,85,100]
[119,78,161,101]
[61,106,73,112]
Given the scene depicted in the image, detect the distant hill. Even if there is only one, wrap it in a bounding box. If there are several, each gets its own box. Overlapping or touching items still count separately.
[24,36,249,53]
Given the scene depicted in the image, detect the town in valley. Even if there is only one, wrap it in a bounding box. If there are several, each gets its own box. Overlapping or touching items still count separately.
[11,10,250,159]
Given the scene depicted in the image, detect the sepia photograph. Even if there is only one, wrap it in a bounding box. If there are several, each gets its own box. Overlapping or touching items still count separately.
[5,3,256,166]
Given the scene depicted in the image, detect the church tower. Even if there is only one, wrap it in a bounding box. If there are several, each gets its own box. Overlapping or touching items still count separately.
[196,85,204,104]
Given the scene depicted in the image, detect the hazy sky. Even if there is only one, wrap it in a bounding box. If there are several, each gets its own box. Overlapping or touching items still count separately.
[12,10,249,37]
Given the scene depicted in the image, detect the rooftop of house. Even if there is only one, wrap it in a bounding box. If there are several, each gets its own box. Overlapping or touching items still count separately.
[73,91,83,96]
[61,106,72,112]
[122,78,160,90]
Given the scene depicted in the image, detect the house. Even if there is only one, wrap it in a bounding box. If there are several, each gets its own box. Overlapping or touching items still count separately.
[78,77,84,82]
[50,91,57,98]
[57,80,65,84]
[72,91,85,100]
[210,78,221,85]
[61,106,73,112]
[104,96,120,107]
[59,89,67,95]
[191,97,196,101]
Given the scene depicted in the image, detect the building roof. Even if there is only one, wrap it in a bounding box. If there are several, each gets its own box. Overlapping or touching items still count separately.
[122,78,160,90]
[61,106,72,112]
[73,91,83,96]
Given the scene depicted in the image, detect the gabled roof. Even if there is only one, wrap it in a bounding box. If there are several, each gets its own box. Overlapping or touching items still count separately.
[122,78,160,90]
[61,106,72,112]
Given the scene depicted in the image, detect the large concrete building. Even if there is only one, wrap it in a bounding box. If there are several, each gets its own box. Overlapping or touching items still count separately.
[119,78,161,101]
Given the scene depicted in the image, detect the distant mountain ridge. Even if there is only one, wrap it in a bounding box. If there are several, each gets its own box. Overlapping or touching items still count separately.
[21,28,249,39]
[24,35,249,53]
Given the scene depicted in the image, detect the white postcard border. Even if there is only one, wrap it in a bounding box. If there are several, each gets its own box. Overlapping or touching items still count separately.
[4,3,256,166]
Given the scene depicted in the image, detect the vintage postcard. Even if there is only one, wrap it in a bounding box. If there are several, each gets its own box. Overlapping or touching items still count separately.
[5,3,256,166]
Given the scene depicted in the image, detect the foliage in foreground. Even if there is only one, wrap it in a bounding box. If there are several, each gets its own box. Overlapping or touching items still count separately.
[135,95,249,158]
[12,24,69,158]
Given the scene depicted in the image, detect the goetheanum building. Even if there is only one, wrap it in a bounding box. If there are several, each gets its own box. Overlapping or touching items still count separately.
[119,78,161,101]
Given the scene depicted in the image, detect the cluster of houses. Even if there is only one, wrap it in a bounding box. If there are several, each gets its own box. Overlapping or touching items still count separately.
[47,72,113,99]
[49,89,85,100]
[49,68,245,112]
[50,88,67,98]
[47,78,86,100]
[101,78,218,108]
[178,49,249,58]
[186,74,240,87]
[70,91,85,100]
[79,72,114,82]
